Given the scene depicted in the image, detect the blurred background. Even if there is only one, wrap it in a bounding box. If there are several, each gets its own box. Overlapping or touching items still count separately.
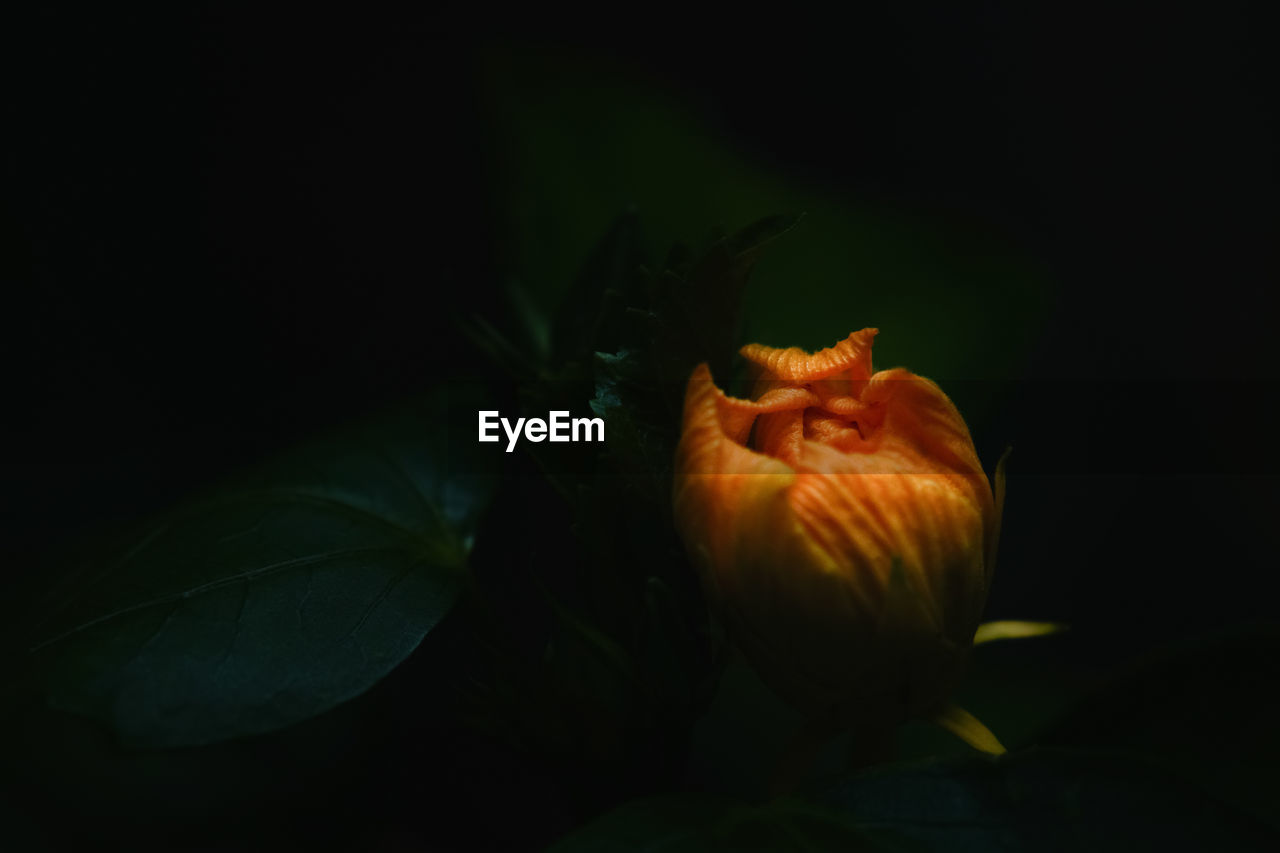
[6,7,1278,850]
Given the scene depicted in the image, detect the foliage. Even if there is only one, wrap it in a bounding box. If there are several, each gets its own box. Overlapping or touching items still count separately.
[16,391,496,747]
[7,213,1278,850]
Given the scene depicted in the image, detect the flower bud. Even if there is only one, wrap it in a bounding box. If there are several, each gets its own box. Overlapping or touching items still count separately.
[673,329,1001,730]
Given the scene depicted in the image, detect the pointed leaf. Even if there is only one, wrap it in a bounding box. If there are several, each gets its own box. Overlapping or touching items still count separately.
[22,388,496,747]
[551,210,649,365]
[929,703,1006,755]
[973,621,1068,646]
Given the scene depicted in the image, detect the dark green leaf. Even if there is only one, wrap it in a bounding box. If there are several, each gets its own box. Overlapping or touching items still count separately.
[814,748,1278,852]
[646,213,803,385]
[587,349,674,503]
[551,209,650,366]
[718,213,805,261]
[22,388,496,747]
[549,793,911,852]
[1037,623,1280,830]
[568,746,1280,852]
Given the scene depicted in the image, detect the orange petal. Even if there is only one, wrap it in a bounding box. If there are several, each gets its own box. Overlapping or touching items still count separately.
[712,381,819,446]
[755,408,807,466]
[673,364,799,613]
[740,328,878,383]
[860,368,987,481]
[676,363,806,470]
[781,367,997,647]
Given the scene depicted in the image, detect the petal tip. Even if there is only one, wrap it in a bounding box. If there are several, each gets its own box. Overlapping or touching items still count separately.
[739,327,880,383]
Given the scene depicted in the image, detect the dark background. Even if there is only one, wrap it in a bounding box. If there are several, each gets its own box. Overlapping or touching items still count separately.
[6,7,1278,850]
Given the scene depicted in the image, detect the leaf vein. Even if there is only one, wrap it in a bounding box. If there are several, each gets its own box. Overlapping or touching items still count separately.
[29,545,401,653]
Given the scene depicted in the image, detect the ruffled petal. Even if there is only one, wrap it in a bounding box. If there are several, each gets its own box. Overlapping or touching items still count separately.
[740,328,878,383]
[673,365,798,581]
[714,384,820,445]
[674,364,802,474]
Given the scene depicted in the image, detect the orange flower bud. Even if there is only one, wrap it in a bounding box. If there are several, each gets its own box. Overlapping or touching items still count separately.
[673,329,1002,731]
